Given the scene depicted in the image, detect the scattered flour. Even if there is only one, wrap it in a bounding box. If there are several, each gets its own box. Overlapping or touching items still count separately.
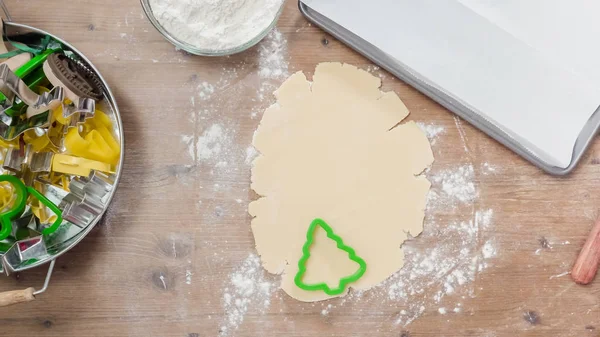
[197,124,226,160]
[482,162,497,175]
[220,254,275,336]
[186,270,193,285]
[258,29,289,79]
[481,241,497,259]
[365,64,386,79]
[417,122,446,146]
[386,205,496,325]
[199,82,216,100]
[321,304,333,316]
[256,29,290,103]
[429,165,478,206]
[366,65,381,72]
[379,150,496,324]
[194,69,239,102]
[245,146,259,164]
[181,28,290,165]
[182,124,232,162]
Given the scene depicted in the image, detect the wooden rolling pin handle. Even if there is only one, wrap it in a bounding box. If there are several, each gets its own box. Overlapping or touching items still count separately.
[572,217,600,285]
[0,287,35,307]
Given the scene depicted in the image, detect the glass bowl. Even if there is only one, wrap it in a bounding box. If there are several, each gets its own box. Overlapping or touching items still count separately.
[140,0,285,56]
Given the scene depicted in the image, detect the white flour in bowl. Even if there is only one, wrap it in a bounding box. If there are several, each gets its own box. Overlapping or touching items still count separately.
[148,0,284,51]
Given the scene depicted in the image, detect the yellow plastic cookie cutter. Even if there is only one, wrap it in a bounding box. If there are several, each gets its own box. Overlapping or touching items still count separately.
[64,110,120,166]
[52,153,112,177]
[39,172,70,192]
[30,181,58,225]
[0,175,27,240]
[0,182,14,210]
[23,128,53,152]
[294,218,367,296]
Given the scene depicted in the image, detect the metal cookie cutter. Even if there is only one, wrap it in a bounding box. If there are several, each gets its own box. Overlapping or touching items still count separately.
[47,98,97,149]
[3,146,28,173]
[0,63,63,117]
[0,47,60,119]
[0,55,96,143]
[62,98,95,127]
[44,52,100,126]
[3,146,51,188]
[60,171,114,228]
[0,111,51,141]
[3,146,53,186]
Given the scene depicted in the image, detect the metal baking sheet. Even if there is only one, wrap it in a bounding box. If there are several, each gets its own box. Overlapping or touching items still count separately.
[298,1,600,175]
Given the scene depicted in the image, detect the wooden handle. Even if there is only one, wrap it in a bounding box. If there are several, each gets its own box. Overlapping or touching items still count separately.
[572,216,600,284]
[0,287,35,307]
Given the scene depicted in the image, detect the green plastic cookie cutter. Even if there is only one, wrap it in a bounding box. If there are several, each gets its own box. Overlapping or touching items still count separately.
[0,175,27,240]
[294,218,367,296]
[0,174,63,240]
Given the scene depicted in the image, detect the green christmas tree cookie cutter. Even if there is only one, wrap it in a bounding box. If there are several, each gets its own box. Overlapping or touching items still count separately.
[294,218,367,296]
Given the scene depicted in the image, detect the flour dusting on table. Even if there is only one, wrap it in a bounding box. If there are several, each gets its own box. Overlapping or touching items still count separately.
[175,32,291,336]
[182,124,232,162]
[180,28,290,168]
[198,82,216,100]
[220,254,276,336]
[258,29,289,79]
[417,122,446,146]
[429,165,478,206]
[386,206,495,325]
[256,29,290,103]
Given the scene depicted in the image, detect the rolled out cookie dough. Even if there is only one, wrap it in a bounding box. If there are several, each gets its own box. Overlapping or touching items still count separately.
[249,63,434,302]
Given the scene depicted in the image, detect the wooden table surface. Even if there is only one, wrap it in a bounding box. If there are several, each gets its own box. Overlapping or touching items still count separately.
[0,0,599,336]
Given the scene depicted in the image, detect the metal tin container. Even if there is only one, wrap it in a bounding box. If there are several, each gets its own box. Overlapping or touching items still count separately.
[0,3,124,303]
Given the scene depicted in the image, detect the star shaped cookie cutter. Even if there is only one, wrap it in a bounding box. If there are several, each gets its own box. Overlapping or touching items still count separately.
[294,218,367,296]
